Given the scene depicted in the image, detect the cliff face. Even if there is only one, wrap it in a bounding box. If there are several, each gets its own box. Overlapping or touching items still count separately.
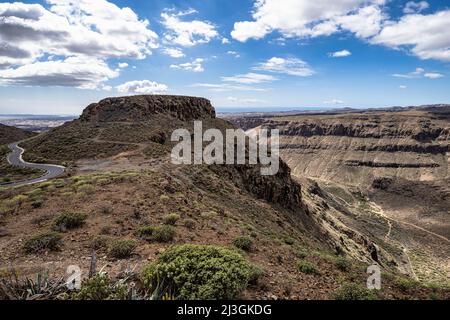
[244,110,450,186]
[80,95,216,122]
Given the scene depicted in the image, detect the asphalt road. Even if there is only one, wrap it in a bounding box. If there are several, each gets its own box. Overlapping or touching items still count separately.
[1,142,65,188]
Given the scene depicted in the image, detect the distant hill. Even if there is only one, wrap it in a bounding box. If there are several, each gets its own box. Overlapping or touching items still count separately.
[0,123,35,145]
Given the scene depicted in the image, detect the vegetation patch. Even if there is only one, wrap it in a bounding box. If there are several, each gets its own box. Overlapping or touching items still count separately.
[53,211,87,231]
[297,260,319,275]
[331,283,378,300]
[142,244,261,300]
[90,235,111,251]
[138,225,175,243]
[163,213,180,226]
[232,236,254,252]
[334,257,351,272]
[71,274,128,300]
[107,240,136,259]
[23,232,63,253]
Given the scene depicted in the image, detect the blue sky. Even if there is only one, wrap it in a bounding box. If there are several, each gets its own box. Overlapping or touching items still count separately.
[0,0,450,115]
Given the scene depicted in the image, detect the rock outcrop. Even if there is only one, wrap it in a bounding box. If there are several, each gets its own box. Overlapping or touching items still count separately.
[80,95,216,123]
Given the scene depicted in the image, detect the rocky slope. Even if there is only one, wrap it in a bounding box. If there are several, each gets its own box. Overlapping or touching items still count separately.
[1,97,447,299]
[234,107,450,284]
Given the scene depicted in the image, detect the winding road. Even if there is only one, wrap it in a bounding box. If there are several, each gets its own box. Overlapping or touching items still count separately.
[1,142,65,188]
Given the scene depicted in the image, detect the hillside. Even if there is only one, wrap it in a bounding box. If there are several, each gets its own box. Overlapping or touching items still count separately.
[0,97,448,300]
[0,123,35,145]
[235,107,450,284]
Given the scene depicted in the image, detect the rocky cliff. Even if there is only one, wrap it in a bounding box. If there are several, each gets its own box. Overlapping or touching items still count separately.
[80,95,215,122]
[245,110,450,186]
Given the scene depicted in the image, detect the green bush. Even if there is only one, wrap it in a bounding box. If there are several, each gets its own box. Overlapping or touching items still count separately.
[53,211,87,231]
[23,232,63,253]
[335,257,351,272]
[184,219,196,230]
[90,235,110,251]
[72,274,128,300]
[108,240,136,259]
[283,237,295,245]
[331,283,378,300]
[297,248,308,259]
[142,244,261,300]
[394,277,419,293]
[31,198,44,209]
[232,236,254,252]
[163,213,180,225]
[138,225,175,243]
[297,260,319,275]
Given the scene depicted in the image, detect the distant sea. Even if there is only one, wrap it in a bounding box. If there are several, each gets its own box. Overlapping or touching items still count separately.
[216,106,331,113]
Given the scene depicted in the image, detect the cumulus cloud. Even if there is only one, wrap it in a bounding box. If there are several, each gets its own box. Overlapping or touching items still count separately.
[0,0,158,88]
[221,72,278,84]
[170,58,204,72]
[403,1,429,14]
[162,47,185,58]
[0,56,118,89]
[161,9,219,47]
[118,62,129,69]
[231,0,386,42]
[116,80,168,94]
[399,85,407,89]
[372,10,450,61]
[230,1,450,63]
[253,57,314,76]
[329,50,352,58]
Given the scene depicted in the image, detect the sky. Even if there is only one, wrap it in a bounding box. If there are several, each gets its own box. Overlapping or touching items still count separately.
[0,0,450,115]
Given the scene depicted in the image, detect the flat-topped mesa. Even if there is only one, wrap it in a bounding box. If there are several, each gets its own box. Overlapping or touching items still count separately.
[80,95,216,123]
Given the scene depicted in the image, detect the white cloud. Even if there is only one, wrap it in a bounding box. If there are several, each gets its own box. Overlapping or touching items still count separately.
[0,56,118,89]
[324,99,345,105]
[222,72,277,84]
[222,38,230,44]
[253,57,314,76]
[403,1,429,14]
[161,9,219,47]
[162,47,185,58]
[335,4,386,39]
[424,72,444,79]
[392,68,443,79]
[116,80,168,94]
[329,50,352,58]
[227,51,240,58]
[191,83,268,92]
[231,0,387,42]
[372,10,450,61]
[118,62,129,69]
[392,67,425,78]
[0,0,158,88]
[399,85,407,89]
[170,58,204,72]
